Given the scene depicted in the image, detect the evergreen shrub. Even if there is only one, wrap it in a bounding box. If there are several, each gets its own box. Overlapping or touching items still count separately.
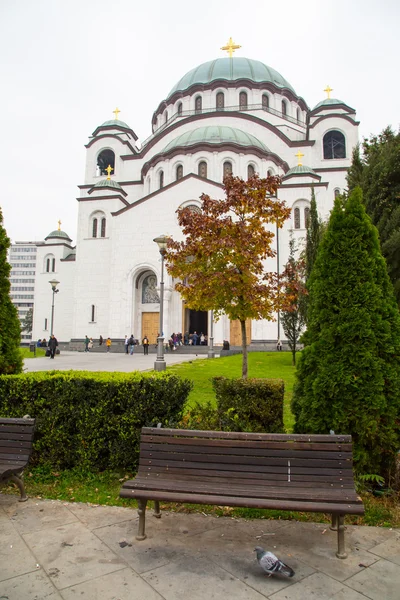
[0,370,192,471]
[181,377,284,433]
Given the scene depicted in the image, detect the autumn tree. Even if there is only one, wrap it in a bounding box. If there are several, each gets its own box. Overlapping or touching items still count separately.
[166,174,290,378]
[280,237,306,366]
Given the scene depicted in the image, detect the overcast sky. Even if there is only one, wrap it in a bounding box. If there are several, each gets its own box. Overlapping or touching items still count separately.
[1,0,398,244]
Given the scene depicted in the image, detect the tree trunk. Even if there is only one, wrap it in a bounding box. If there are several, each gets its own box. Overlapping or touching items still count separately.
[292,337,296,366]
[240,319,248,379]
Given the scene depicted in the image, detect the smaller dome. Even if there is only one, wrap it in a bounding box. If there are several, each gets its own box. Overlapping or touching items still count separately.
[93,179,123,191]
[313,98,346,110]
[45,229,72,242]
[283,165,318,178]
[99,119,131,129]
[163,126,268,153]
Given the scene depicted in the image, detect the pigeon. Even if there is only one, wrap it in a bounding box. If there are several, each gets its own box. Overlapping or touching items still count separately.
[254,546,295,578]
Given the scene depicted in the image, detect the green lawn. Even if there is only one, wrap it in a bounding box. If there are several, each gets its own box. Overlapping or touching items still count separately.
[20,347,46,359]
[168,351,296,431]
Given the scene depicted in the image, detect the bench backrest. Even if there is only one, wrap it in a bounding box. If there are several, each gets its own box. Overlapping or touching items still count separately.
[0,417,36,470]
[139,427,355,489]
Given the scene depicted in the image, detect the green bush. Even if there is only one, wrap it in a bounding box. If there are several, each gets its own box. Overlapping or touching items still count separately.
[0,370,192,471]
[181,377,284,433]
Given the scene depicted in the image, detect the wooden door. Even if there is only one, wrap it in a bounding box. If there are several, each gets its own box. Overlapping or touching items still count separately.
[230,319,252,346]
[141,312,159,345]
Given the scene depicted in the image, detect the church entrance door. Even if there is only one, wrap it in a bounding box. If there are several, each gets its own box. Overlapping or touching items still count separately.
[141,312,159,345]
[185,309,208,336]
[230,319,252,346]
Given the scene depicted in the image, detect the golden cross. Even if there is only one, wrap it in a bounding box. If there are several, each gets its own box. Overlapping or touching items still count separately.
[324,85,333,99]
[221,37,241,58]
[106,164,113,180]
[113,107,121,120]
[295,151,304,166]
[57,219,62,231]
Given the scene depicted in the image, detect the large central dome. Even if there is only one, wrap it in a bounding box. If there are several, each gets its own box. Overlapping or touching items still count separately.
[168,57,295,97]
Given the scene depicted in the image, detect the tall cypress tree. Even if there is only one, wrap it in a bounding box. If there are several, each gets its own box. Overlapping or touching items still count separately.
[305,186,322,281]
[346,144,364,192]
[0,207,23,375]
[292,188,400,480]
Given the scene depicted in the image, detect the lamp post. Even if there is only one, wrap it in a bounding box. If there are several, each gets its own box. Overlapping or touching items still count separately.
[276,221,281,343]
[153,235,168,372]
[48,279,60,337]
[208,309,215,358]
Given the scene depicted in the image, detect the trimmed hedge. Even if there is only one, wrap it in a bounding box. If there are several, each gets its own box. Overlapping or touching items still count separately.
[181,377,284,433]
[0,370,192,471]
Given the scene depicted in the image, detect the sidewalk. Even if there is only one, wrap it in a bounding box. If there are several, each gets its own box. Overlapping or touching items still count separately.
[1,493,399,599]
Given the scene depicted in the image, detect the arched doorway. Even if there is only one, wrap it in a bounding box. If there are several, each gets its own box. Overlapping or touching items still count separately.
[133,270,160,344]
[183,307,208,337]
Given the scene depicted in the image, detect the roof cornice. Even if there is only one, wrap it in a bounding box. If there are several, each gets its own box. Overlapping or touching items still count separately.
[91,124,138,141]
[85,133,138,154]
[76,194,129,207]
[309,113,360,130]
[309,102,356,116]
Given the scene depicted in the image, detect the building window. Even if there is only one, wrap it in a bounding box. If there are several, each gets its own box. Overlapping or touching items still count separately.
[262,94,269,111]
[186,204,201,214]
[282,100,287,116]
[296,108,300,121]
[195,96,202,114]
[142,275,160,303]
[267,168,274,176]
[223,161,233,178]
[101,217,106,237]
[176,165,183,180]
[216,92,224,110]
[52,258,56,272]
[46,258,50,272]
[294,207,300,229]
[159,171,164,189]
[247,164,255,178]
[164,111,168,123]
[239,91,248,110]
[334,188,341,198]
[198,161,207,178]
[177,102,182,115]
[97,149,115,176]
[44,318,48,330]
[92,218,98,238]
[91,305,95,322]
[304,207,310,228]
[323,131,346,159]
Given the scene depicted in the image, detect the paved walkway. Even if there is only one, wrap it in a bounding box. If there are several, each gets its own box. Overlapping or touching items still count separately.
[0,494,399,599]
[23,351,207,373]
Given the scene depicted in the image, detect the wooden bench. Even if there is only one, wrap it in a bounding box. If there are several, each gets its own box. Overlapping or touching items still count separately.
[0,416,36,502]
[120,427,365,558]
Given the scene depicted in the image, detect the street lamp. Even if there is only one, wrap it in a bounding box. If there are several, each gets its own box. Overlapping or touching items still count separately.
[48,279,60,337]
[208,309,215,358]
[153,235,168,372]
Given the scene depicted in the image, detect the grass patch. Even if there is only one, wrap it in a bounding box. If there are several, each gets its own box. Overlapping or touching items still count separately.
[20,347,46,359]
[168,351,296,431]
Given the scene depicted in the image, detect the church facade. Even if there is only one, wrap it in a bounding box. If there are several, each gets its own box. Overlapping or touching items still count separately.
[31,47,359,346]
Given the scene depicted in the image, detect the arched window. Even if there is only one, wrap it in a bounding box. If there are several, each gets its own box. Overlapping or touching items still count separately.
[177,102,182,115]
[164,111,168,123]
[323,131,346,159]
[186,204,202,214]
[159,171,164,189]
[97,149,115,177]
[46,258,50,273]
[267,168,274,177]
[92,218,98,238]
[281,100,287,116]
[101,218,106,238]
[294,207,301,229]
[198,161,207,178]
[334,188,341,198]
[51,258,55,272]
[262,94,269,111]
[304,207,310,228]
[296,108,300,121]
[239,91,248,110]
[216,92,224,110]
[223,161,233,178]
[247,164,255,179]
[195,96,202,114]
[176,165,183,180]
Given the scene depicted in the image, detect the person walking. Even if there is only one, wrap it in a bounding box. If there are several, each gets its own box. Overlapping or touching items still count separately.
[99,335,103,346]
[48,334,58,359]
[128,334,135,355]
[84,335,89,352]
[124,335,129,354]
[106,337,112,352]
[142,335,149,355]
[88,337,93,351]
[276,339,283,351]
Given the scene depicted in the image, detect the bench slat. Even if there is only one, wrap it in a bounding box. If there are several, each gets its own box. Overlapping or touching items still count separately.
[0,440,34,449]
[142,428,352,443]
[0,425,35,435]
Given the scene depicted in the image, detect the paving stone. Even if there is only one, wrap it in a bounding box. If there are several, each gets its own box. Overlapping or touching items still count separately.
[345,557,400,600]
[60,567,165,600]
[3,498,79,534]
[367,533,400,566]
[141,555,268,600]
[0,520,39,582]
[347,524,396,551]
[22,521,126,590]
[0,569,63,599]
[268,572,367,600]
[68,501,137,530]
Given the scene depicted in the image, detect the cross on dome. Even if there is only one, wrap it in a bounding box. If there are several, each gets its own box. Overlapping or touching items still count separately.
[113,107,121,120]
[57,219,62,231]
[106,165,114,180]
[220,37,241,58]
[295,151,304,166]
[324,85,333,99]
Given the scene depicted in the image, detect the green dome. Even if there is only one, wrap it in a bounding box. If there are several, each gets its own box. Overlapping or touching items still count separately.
[283,165,318,178]
[168,57,295,97]
[93,179,123,191]
[45,229,72,242]
[100,119,130,129]
[163,126,268,153]
[313,98,345,110]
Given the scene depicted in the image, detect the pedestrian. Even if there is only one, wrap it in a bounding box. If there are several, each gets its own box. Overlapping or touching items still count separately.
[276,339,283,351]
[142,335,149,355]
[200,333,205,345]
[84,335,89,352]
[88,337,93,351]
[124,335,129,354]
[99,335,103,346]
[48,334,58,359]
[192,331,199,346]
[129,334,135,355]
[184,331,189,345]
[106,337,112,352]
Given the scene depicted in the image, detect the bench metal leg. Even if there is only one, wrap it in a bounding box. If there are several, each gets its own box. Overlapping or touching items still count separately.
[9,474,28,502]
[330,513,338,531]
[153,500,161,518]
[336,515,347,559]
[136,499,148,541]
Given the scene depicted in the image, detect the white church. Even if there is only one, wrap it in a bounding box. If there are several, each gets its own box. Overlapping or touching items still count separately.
[31,41,359,347]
